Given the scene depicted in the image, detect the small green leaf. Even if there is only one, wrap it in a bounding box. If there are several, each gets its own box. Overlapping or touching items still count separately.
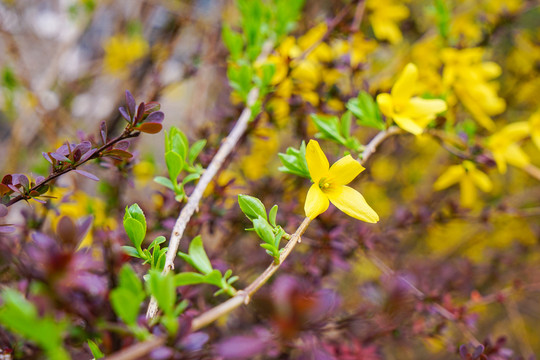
[238,194,267,221]
[182,173,201,185]
[118,265,143,297]
[204,269,223,287]
[121,246,141,258]
[154,176,175,190]
[340,111,353,139]
[253,215,275,244]
[87,340,104,359]
[174,300,189,317]
[346,92,385,130]
[147,270,175,315]
[123,218,145,249]
[268,205,278,227]
[126,204,146,234]
[174,272,206,286]
[110,288,140,325]
[187,235,213,274]
[188,139,206,164]
[165,151,184,180]
[222,25,244,60]
[311,114,347,145]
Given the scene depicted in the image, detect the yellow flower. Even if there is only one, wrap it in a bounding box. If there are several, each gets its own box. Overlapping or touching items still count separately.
[304,140,379,222]
[367,0,409,44]
[103,34,149,74]
[433,160,493,208]
[529,111,540,151]
[377,63,447,135]
[486,122,530,174]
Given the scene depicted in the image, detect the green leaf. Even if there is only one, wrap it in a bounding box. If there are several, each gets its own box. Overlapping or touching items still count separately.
[253,215,275,244]
[174,300,189,317]
[222,25,244,61]
[238,194,267,221]
[154,176,175,190]
[188,139,206,164]
[182,173,201,185]
[149,236,166,250]
[204,269,223,287]
[346,92,385,130]
[167,127,189,159]
[340,111,353,139]
[268,205,278,227]
[87,340,104,359]
[311,114,347,145]
[110,288,140,325]
[121,246,141,258]
[118,265,143,297]
[165,151,184,180]
[147,270,175,315]
[188,235,213,274]
[175,272,206,286]
[123,217,145,249]
[125,204,146,234]
[278,141,310,178]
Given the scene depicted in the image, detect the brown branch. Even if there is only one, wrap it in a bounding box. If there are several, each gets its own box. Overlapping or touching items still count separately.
[359,126,402,162]
[5,129,140,207]
[350,0,366,32]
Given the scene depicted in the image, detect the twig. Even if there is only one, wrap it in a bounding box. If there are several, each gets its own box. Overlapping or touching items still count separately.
[359,126,401,162]
[6,130,140,207]
[146,42,275,319]
[104,336,165,360]
[523,164,540,181]
[350,0,366,32]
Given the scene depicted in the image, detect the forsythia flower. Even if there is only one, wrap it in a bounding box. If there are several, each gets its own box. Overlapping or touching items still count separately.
[486,122,530,174]
[433,160,493,208]
[529,111,540,150]
[103,34,149,74]
[377,63,447,135]
[366,0,409,44]
[304,140,379,222]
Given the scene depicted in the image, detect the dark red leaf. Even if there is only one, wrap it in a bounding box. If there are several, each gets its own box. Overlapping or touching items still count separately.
[136,122,163,134]
[57,216,77,246]
[79,148,98,163]
[36,184,50,195]
[0,204,7,217]
[100,121,107,144]
[144,101,161,113]
[0,184,10,196]
[134,102,145,124]
[119,106,131,122]
[104,149,133,159]
[125,90,136,117]
[74,170,99,181]
[2,175,12,185]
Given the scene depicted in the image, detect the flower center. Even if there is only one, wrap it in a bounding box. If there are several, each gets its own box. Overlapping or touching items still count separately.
[318,178,331,191]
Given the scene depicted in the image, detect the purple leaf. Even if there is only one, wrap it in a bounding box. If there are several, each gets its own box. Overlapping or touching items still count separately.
[50,152,70,163]
[119,106,131,122]
[42,152,53,164]
[31,198,47,204]
[16,174,29,189]
[125,90,136,117]
[75,141,92,154]
[134,102,145,124]
[100,121,107,144]
[79,148,98,163]
[55,143,74,156]
[145,111,164,123]
[74,170,99,181]
[215,336,267,359]
[78,216,94,242]
[0,224,15,233]
[35,176,45,184]
[116,140,130,151]
[144,101,160,113]
[0,204,7,217]
[181,332,209,352]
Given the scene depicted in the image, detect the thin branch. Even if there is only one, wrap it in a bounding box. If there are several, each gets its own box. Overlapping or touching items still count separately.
[359,126,401,162]
[350,0,366,32]
[6,129,140,207]
[104,336,165,360]
[523,164,540,181]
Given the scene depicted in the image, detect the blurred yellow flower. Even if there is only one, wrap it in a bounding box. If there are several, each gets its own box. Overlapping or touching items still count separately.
[441,48,505,131]
[377,63,447,135]
[433,160,492,208]
[529,111,540,150]
[367,0,409,44]
[304,140,379,222]
[103,34,149,74]
[486,121,530,174]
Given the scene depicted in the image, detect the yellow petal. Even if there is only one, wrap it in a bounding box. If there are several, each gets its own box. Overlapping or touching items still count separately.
[327,155,365,186]
[469,169,492,192]
[460,176,476,208]
[392,63,418,105]
[407,97,447,118]
[433,165,465,190]
[492,150,507,174]
[529,111,540,150]
[306,140,329,183]
[505,143,530,169]
[327,186,379,223]
[304,184,329,220]
[376,93,394,118]
[393,115,424,135]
